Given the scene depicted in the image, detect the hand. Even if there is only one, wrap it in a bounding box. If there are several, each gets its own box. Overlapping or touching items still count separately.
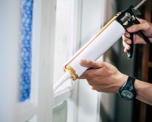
[79,59,128,93]
[122,18,152,53]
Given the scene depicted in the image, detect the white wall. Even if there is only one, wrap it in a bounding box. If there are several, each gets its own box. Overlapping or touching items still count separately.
[0,0,20,121]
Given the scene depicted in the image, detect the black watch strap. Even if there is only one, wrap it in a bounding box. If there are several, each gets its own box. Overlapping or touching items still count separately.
[119,76,136,100]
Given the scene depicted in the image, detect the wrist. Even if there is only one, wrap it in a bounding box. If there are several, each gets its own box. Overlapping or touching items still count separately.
[133,79,152,104]
[134,79,146,99]
[116,73,128,93]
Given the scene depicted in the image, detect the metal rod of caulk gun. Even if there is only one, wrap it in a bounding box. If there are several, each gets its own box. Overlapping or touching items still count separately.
[126,0,147,58]
[134,0,146,10]
[119,0,147,24]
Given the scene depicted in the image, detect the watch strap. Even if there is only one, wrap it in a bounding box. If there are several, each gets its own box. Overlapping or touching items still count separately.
[119,76,136,100]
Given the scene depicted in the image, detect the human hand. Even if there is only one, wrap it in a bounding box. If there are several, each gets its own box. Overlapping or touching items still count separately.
[122,18,152,53]
[79,59,128,93]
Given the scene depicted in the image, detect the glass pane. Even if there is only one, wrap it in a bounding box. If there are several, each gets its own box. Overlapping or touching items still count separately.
[53,101,67,122]
[25,116,37,122]
[19,0,33,101]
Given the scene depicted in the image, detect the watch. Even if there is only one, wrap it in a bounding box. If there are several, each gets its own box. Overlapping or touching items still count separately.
[119,76,136,100]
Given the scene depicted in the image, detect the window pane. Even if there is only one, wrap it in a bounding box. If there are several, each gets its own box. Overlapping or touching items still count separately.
[20,0,33,102]
[53,101,67,122]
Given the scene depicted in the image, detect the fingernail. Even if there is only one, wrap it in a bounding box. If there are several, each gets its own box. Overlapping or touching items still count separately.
[125,33,130,37]
[80,59,88,66]
[124,49,127,53]
[127,40,131,44]
[127,46,130,50]
[80,59,85,63]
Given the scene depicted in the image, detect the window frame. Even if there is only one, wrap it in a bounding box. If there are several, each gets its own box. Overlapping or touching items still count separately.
[16,0,57,121]
[52,0,106,122]
[52,0,81,122]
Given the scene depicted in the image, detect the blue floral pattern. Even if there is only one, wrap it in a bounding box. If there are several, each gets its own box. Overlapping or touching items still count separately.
[20,0,33,101]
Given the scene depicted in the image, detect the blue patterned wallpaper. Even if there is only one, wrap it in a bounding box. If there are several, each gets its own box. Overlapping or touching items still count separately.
[20,0,33,101]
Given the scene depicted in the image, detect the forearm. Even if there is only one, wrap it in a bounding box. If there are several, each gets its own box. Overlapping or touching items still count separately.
[135,79,152,105]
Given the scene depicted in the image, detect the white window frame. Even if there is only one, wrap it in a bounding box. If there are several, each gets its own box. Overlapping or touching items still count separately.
[52,0,106,122]
[17,0,57,121]
[0,0,55,121]
[52,0,82,122]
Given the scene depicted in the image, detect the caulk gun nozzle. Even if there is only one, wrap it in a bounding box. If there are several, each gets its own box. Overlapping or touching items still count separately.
[60,72,71,82]
[53,72,71,91]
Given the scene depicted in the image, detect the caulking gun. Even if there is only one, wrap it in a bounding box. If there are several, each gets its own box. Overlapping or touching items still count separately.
[54,0,150,91]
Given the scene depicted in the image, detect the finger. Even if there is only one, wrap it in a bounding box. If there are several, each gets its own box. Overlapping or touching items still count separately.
[124,32,130,38]
[91,85,101,91]
[134,34,147,44]
[87,79,101,86]
[124,48,128,53]
[91,85,113,93]
[86,75,107,85]
[122,38,130,50]
[127,40,132,44]
[123,38,132,45]
[127,22,149,33]
[79,69,98,79]
[79,70,90,79]
[88,80,94,85]
[124,48,131,53]
[122,35,131,44]
[136,18,146,23]
[79,74,85,79]
[87,81,100,86]
[80,59,103,69]
[123,43,130,53]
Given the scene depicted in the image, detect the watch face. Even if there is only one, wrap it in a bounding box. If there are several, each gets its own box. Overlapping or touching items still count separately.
[121,90,134,99]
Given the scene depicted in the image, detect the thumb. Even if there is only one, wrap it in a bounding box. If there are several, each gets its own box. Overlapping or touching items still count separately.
[80,59,101,69]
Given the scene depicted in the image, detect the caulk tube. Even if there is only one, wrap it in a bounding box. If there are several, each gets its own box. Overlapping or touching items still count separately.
[64,20,125,78]
[54,15,125,91]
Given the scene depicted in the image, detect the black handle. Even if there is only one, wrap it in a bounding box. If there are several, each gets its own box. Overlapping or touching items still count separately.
[127,33,134,58]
